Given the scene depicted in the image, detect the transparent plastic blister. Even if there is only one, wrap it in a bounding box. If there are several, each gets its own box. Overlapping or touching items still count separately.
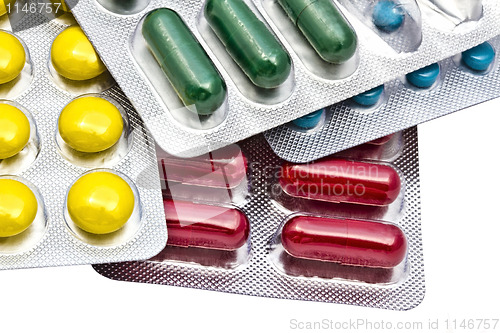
[0,9,167,269]
[94,127,424,310]
[66,0,499,157]
[154,145,252,269]
[335,0,422,53]
[266,36,500,163]
[419,0,483,29]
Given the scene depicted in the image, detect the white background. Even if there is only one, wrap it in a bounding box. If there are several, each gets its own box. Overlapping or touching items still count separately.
[1,99,499,333]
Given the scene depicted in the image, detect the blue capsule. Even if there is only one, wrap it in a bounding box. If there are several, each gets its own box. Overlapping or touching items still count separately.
[406,63,440,89]
[372,0,405,32]
[292,109,324,129]
[352,85,384,106]
[462,42,496,72]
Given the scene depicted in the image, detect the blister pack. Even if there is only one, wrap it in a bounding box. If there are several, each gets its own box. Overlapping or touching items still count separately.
[65,0,499,157]
[0,6,167,269]
[265,35,500,162]
[94,126,423,310]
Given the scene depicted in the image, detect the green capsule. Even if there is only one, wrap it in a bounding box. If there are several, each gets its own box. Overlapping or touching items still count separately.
[142,8,227,116]
[277,0,357,64]
[204,0,292,89]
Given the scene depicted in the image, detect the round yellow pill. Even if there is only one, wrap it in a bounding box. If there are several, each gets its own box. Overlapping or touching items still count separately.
[51,26,106,81]
[59,96,124,153]
[0,179,38,237]
[67,172,135,234]
[0,104,30,159]
[0,30,26,85]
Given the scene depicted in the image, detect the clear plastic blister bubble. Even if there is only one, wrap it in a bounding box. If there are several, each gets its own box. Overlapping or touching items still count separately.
[338,0,422,53]
[0,175,47,254]
[198,0,296,104]
[418,0,483,30]
[270,158,406,222]
[453,41,497,76]
[0,100,40,175]
[55,94,133,169]
[47,25,115,94]
[0,6,167,270]
[131,9,229,130]
[0,30,33,99]
[155,144,252,269]
[157,144,250,205]
[269,214,409,285]
[265,36,500,163]
[93,127,424,310]
[261,0,360,80]
[66,0,500,157]
[63,169,143,248]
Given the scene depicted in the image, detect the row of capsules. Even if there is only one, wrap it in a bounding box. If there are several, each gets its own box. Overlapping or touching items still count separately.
[94,126,423,310]
[66,0,498,159]
[265,36,499,162]
[0,2,166,268]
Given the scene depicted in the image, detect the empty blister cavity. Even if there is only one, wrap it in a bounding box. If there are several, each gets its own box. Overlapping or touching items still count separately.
[454,41,497,74]
[158,144,249,205]
[0,100,40,174]
[55,94,132,168]
[419,0,483,30]
[269,214,409,284]
[338,0,422,53]
[152,199,251,269]
[261,0,359,80]
[199,0,295,104]
[96,0,151,15]
[0,176,47,254]
[64,169,142,247]
[0,29,33,99]
[48,25,115,94]
[132,8,228,130]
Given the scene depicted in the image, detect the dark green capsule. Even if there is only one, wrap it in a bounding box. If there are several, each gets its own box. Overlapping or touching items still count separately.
[204,0,292,89]
[277,0,357,64]
[142,8,227,116]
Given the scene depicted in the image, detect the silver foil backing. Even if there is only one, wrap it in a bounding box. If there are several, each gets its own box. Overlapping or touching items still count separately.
[67,0,500,157]
[94,127,423,310]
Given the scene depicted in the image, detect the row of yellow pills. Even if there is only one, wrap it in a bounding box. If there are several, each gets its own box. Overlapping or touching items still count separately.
[0,25,105,85]
[0,172,135,237]
[1,18,133,240]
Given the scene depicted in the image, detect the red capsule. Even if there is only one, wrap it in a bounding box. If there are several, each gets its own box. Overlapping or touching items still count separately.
[279,158,401,206]
[164,199,250,251]
[282,215,407,268]
[157,145,247,189]
[367,134,394,146]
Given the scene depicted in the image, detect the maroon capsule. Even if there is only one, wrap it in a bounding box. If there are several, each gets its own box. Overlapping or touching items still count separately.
[157,144,247,189]
[281,215,407,268]
[279,158,401,206]
[165,199,250,251]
